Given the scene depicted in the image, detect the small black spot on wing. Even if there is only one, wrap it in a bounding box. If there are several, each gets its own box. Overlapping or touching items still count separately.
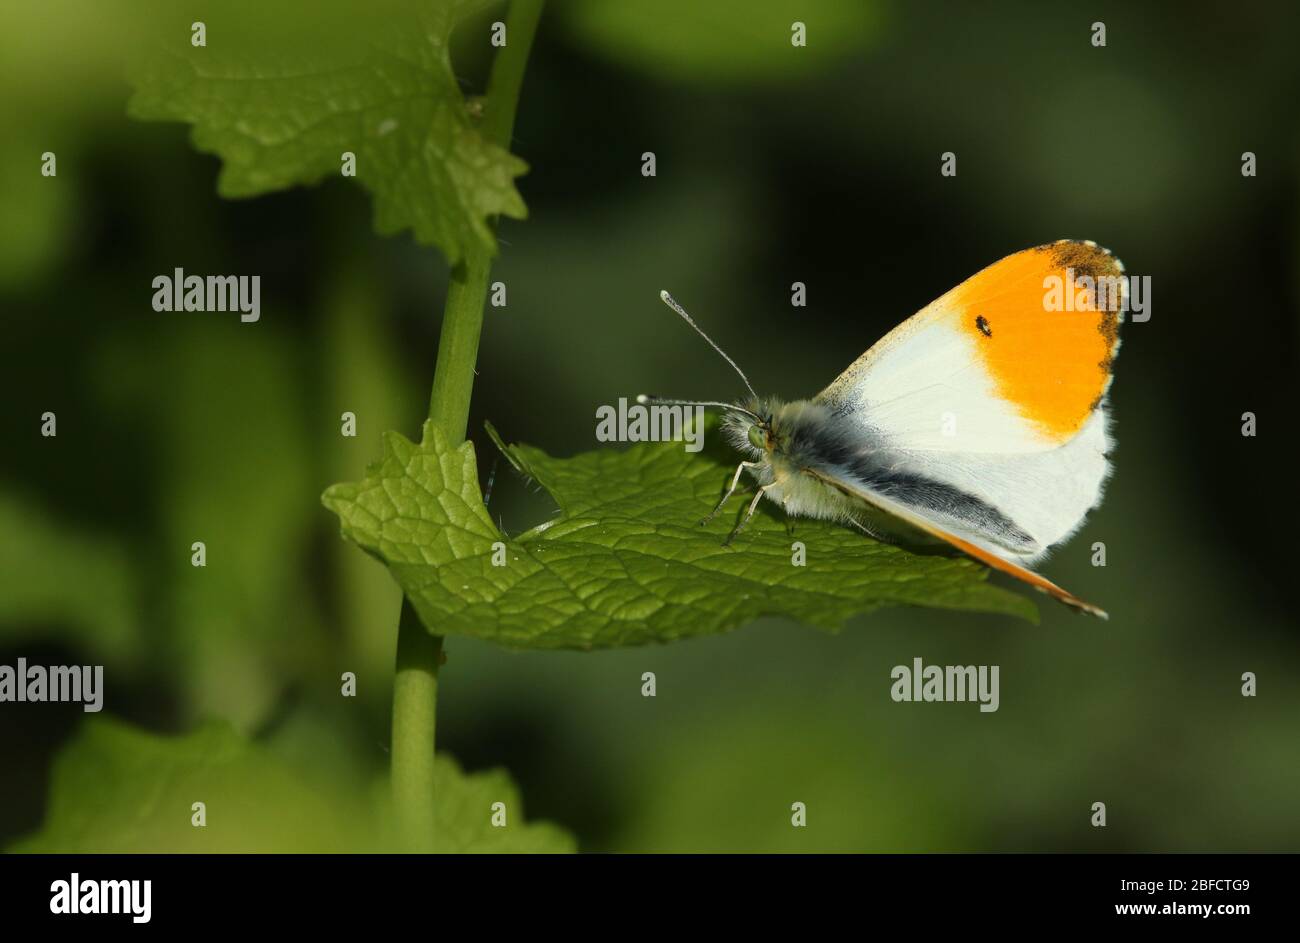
[975,315,992,337]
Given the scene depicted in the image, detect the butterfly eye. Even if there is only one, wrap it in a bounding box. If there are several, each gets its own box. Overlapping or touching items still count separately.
[747,425,767,450]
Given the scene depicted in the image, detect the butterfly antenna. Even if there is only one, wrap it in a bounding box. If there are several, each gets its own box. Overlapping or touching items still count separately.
[658,290,759,401]
[635,394,761,422]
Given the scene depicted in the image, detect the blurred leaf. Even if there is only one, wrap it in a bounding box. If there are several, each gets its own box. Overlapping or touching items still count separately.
[0,1,132,112]
[8,718,373,853]
[321,419,1035,652]
[9,717,574,853]
[125,0,526,265]
[96,328,317,728]
[561,0,882,82]
[432,753,576,853]
[0,134,73,290]
[0,495,141,663]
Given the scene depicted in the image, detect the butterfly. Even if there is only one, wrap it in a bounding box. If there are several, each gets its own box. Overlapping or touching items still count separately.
[643,240,1125,618]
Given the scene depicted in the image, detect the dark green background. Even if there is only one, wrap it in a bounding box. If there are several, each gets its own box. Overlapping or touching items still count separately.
[2,0,1297,851]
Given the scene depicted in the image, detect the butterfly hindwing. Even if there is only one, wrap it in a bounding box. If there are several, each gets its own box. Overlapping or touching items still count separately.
[805,466,1108,619]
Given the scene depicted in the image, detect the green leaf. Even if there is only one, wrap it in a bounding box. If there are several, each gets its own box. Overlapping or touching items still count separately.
[126,0,526,264]
[8,718,371,853]
[321,419,1037,652]
[432,754,576,853]
[9,717,574,854]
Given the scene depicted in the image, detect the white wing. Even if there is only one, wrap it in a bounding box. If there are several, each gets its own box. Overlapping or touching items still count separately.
[816,242,1125,560]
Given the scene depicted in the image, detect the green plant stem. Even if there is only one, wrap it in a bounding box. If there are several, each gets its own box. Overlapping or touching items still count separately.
[390,0,544,853]
[428,0,545,437]
[392,601,441,851]
[427,249,492,439]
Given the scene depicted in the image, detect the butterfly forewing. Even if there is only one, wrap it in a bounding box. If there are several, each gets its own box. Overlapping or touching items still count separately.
[812,240,1125,564]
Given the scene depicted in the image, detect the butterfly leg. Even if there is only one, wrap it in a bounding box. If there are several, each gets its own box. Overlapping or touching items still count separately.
[846,515,894,544]
[701,461,760,526]
[723,483,774,547]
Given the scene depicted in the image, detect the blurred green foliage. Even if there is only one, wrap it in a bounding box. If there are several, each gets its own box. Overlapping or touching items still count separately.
[9,718,572,853]
[560,0,883,81]
[0,495,140,664]
[3,0,1298,852]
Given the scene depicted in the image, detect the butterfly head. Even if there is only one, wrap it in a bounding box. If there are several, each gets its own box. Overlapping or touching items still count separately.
[721,396,784,459]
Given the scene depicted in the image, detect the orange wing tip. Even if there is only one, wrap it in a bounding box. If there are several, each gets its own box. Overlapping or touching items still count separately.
[1046,237,1125,272]
[1038,584,1109,620]
[953,242,1125,444]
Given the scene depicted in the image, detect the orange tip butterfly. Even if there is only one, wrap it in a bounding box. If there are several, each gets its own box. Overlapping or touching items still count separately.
[642,240,1125,618]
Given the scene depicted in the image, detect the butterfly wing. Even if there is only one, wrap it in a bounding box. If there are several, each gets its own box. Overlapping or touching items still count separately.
[815,240,1124,561]
[806,466,1108,618]
[819,240,1123,450]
